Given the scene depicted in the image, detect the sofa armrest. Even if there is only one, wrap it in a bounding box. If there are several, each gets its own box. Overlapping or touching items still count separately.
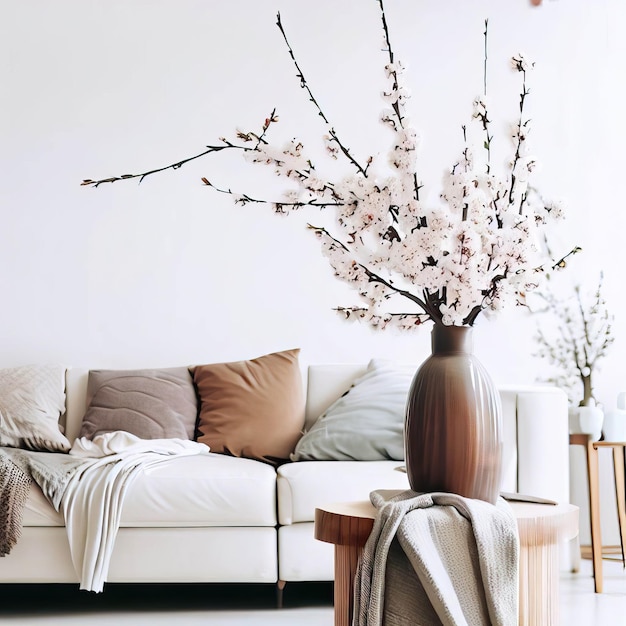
[63,368,89,443]
[502,386,570,503]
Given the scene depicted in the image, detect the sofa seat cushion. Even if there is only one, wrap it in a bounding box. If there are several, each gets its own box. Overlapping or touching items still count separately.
[277,460,410,525]
[23,453,277,528]
[120,453,277,526]
[23,483,64,526]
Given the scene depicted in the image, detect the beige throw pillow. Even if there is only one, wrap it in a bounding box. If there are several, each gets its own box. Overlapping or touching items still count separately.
[0,363,70,452]
[192,349,305,465]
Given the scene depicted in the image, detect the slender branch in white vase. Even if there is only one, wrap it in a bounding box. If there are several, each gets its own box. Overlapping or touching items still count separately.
[534,273,614,405]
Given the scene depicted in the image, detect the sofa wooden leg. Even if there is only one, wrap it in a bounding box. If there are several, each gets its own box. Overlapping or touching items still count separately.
[276,580,286,608]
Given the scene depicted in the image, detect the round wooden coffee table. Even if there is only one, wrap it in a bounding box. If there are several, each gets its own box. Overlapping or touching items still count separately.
[315,495,578,626]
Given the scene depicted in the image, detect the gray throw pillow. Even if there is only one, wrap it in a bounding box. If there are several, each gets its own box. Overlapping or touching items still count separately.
[79,368,197,441]
[291,359,415,461]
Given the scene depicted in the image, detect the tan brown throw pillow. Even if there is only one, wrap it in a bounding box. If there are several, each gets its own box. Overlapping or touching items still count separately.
[79,368,198,441]
[192,349,305,465]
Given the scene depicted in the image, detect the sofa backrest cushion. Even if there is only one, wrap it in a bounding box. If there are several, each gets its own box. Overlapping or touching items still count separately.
[78,367,198,440]
[192,348,305,466]
[304,363,368,430]
[292,359,414,461]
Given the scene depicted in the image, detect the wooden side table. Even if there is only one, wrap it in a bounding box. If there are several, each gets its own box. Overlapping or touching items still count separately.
[569,433,626,593]
[315,496,578,626]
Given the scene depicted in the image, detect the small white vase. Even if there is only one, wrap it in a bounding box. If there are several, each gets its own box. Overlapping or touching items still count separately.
[576,405,604,441]
[602,409,626,442]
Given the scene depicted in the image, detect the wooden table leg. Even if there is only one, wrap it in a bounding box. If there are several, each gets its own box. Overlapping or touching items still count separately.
[333,544,362,626]
[586,439,603,592]
[612,446,626,567]
[517,531,561,625]
[318,499,577,622]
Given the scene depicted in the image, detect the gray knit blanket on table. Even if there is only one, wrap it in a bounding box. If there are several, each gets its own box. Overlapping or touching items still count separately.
[353,489,520,626]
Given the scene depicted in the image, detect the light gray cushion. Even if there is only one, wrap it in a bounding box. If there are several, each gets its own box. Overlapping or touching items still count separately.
[79,368,197,440]
[0,363,70,452]
[291,359,415,461]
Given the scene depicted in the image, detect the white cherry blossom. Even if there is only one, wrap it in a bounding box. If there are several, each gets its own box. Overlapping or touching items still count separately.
[83,5,575,330]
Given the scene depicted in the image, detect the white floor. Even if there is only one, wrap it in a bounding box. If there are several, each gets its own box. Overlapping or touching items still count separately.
[0,559,624,625]
[560,558,626,625]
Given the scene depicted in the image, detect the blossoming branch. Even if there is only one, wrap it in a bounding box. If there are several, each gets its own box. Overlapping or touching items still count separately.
[82,0,577,330]
[534,274,614,406]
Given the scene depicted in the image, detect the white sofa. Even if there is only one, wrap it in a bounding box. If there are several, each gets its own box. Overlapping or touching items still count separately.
[0,364,570,594]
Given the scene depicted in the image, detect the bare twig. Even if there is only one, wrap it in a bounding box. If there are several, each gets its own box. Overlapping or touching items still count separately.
[479,20,492,172]
[377,0,421,202]
[80,110,281,188]
[551,246,582,271]
[276,12,370,177]
[483,19,489,97]
[81,143,247,187]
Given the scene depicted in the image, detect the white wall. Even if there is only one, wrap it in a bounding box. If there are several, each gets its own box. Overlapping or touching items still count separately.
[2,0,625,537]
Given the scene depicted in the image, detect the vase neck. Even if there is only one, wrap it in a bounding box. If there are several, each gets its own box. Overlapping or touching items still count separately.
[431,325,473,354]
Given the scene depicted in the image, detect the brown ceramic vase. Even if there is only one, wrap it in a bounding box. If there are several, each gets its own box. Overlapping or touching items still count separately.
[404,324,503,504]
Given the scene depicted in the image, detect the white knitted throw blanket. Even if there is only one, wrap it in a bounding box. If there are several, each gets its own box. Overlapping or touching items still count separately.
[353,489,519,626]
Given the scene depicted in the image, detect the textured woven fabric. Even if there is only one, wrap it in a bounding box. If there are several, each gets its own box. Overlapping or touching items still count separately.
[353,489,519,626]
[0,364,69,452]
[0,449,32,556]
